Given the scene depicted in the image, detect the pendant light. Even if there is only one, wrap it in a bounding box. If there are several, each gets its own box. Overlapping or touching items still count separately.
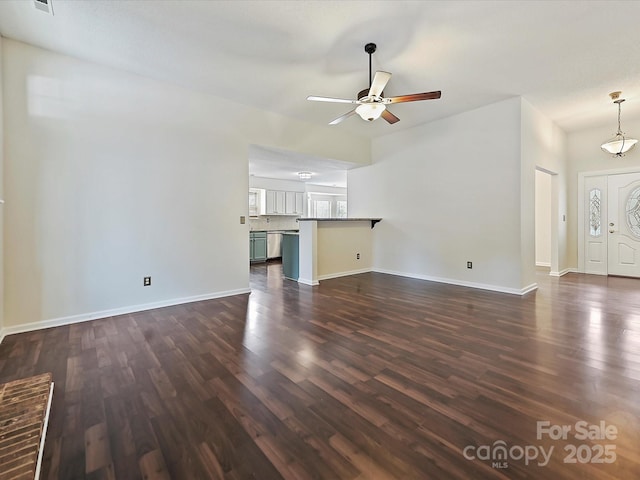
[601,91,638,157]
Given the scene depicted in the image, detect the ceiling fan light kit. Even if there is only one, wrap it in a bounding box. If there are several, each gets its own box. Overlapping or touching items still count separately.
[601,91,638,157]
[307,43,441,125]
[356,102,386,121]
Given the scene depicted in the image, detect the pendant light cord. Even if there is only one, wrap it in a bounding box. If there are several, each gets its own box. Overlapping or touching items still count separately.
[617,101,623,135]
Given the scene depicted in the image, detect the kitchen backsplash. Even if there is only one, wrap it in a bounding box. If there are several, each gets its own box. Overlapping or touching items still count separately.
[249,216,300,231]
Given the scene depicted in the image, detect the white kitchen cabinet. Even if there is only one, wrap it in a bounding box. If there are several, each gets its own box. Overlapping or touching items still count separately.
[285,191,296,214]
[265,190,277,214]
[276,191,285,213]
[295,192,304,215]
[249,188,265,217]
[265,190,286,214]
[264,189,303,215]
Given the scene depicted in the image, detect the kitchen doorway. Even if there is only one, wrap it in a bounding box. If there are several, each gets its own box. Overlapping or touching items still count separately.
[534,167,560,276]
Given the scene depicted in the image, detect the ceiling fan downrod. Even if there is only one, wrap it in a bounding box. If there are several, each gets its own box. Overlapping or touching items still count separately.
[364,43,377,88]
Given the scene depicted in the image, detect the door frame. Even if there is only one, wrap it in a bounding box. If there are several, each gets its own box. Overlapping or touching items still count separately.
[535,167,558,275]
[578,166,640,273]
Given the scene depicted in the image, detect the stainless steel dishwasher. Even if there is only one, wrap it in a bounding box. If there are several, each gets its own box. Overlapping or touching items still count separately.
[267,231,283,259]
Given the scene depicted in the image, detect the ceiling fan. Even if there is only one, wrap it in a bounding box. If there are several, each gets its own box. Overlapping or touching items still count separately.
[307,43,441,125]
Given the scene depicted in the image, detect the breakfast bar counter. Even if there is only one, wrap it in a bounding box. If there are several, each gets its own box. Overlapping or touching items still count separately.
[296,218,382,285]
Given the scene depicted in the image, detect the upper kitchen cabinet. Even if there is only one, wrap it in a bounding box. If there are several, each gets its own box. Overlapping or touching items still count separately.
[295,192,304,215]
[265,190,283,214]
[264,189,302,215]
[249,188,266,217]
[285,191,305,216]
[265,190,275,214]
[285,191,295,215]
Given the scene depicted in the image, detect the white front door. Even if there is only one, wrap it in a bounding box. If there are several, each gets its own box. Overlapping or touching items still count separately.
[607,172,640,277]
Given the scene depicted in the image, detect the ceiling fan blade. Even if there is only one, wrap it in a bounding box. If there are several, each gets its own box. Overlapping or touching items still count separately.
[385,91,441,104]
[307,95,358,104]
[369,71,392,98]
[381,109,400,124]
[329,109,357,125]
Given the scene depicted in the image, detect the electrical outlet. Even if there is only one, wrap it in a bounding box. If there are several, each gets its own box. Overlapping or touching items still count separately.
[356,253,360,260]
[143,276,151,286]
[240,216,246,224]
[467,261,472,269]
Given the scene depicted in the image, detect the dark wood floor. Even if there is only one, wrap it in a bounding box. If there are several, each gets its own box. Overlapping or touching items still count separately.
[0,264,639,479]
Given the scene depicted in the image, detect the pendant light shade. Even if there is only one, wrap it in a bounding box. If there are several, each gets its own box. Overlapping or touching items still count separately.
[601,92,638,157]
[600,136,638,156]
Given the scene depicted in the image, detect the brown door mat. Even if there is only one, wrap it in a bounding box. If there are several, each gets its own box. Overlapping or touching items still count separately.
[0,373,54,480]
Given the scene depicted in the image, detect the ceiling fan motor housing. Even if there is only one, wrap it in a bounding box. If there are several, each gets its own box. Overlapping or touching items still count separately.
[358,88,370,100]
[357,87,385,121]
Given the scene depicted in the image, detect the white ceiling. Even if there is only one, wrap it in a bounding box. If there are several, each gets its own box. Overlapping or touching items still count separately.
[2,0,640,179]
[249,145,355,188]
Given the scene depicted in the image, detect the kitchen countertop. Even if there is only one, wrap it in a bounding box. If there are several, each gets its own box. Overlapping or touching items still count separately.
[297,218,380,222]
[297,218,382,228]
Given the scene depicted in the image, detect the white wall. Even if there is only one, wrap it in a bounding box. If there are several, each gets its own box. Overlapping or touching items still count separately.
[305,185,347,196]
[349,97,529,293]
[535,170,551,266]
[249,177,306,193]
[2,39,370,332]
[349,97,567,294]
[566,117,640,268]
[520,99,568,279]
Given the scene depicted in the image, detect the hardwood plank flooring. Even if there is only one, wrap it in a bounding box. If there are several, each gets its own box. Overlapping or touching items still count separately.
[1,264,639,479]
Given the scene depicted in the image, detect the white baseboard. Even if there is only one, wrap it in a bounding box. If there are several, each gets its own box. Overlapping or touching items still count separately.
[317,268,373,282]
[373,268,538,295]
[297,268,373,285]
[520,282,539,295]
[549,268,576,277]
[536,262,551,267]
[0,287,251,344]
